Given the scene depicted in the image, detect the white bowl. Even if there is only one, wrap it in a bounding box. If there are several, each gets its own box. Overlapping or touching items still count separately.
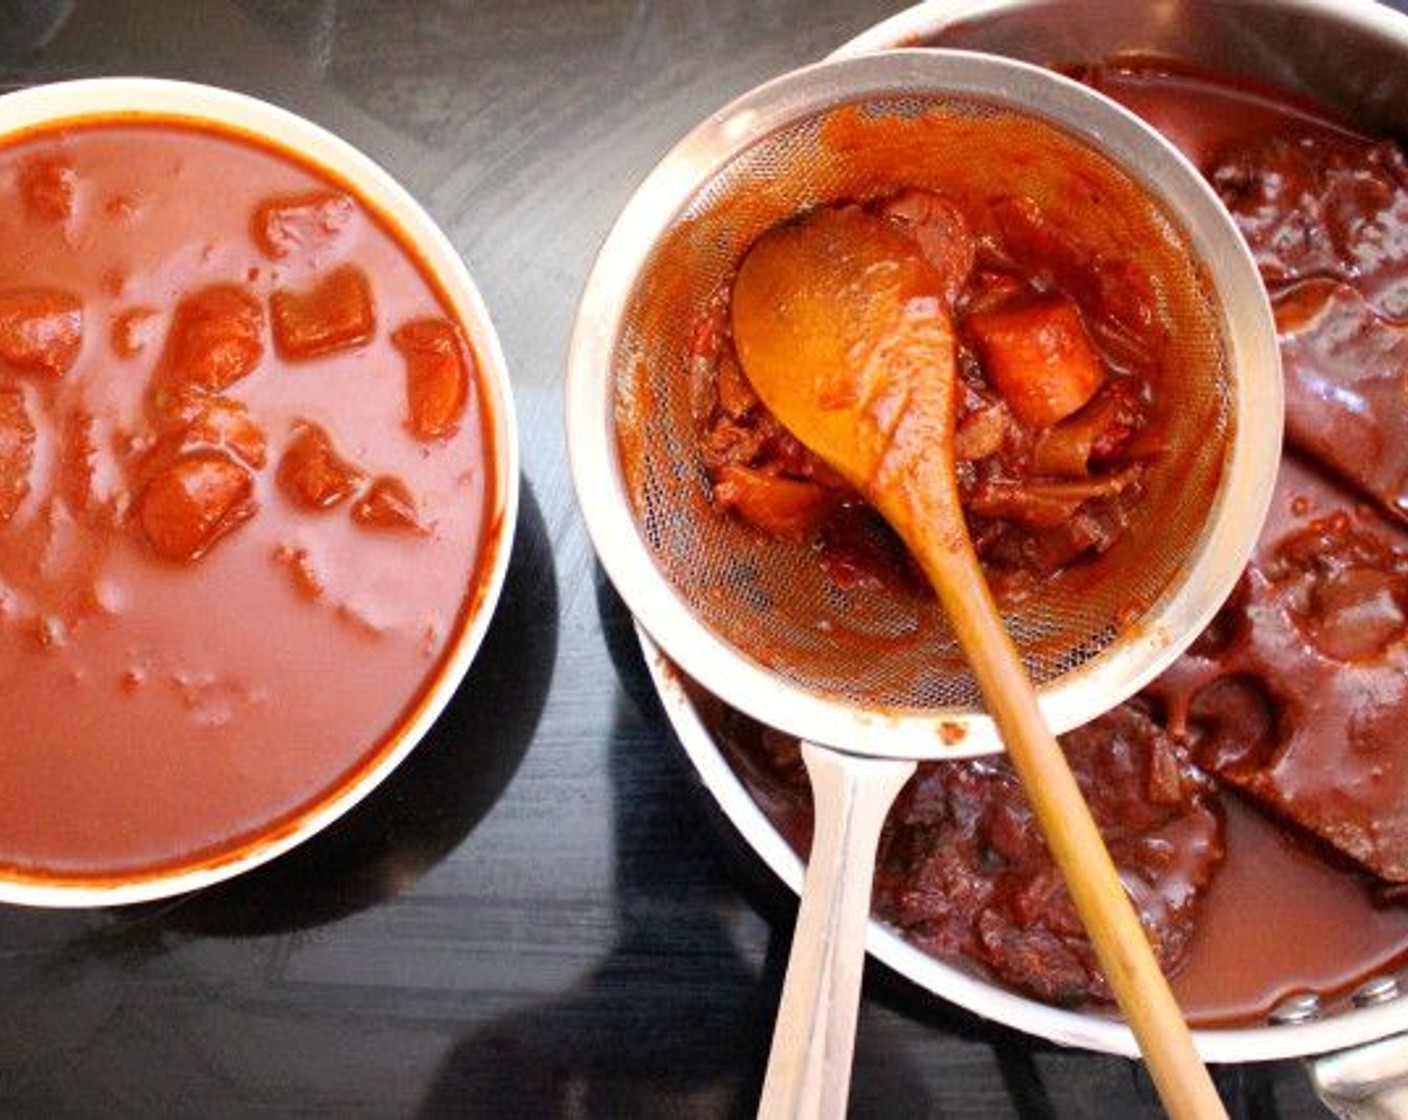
[641,0,1408,1067]
[0,78,518,907]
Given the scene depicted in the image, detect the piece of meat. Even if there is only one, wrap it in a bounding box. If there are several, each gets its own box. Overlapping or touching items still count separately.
[872,703,1223,1006]
[1212,132,1408,320]
[154,284,264,400]
[251,189,356,259]
[392,317,473,440]
[270,265,376,360]
[715,696,1223,1008]
[137,451,256,562]
[276,422,363,510]
[0,289,83,378]
[1150,454,1408,883]
[1268,279,1408,522]
[0,381,35,523]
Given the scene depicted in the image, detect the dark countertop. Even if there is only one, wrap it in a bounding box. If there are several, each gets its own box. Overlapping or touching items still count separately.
[0,3,1399,1116]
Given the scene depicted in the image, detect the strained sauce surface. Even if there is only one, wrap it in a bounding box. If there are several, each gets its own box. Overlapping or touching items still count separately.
[0,121,493,880]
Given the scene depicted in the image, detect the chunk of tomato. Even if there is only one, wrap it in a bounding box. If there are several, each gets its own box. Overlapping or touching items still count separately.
[0,381,35,523]
[160,284,264,394]
[138,452,256,562]
[276,422,363,510]
[251,190,355,259]
[352,476,421,532]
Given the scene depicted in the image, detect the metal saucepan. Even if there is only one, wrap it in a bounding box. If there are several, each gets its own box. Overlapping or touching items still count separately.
[638,0,1408,1114]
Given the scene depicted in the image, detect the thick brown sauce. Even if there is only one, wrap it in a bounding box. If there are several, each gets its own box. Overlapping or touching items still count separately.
[0,120,494,880]
[1042,63,1408,1022]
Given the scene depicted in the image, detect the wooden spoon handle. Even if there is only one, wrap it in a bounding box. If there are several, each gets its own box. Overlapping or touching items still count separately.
[933,553,1228,1120]
[757,744,917,1120]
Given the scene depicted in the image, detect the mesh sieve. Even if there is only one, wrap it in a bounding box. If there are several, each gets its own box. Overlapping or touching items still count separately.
[568,50,1281,759]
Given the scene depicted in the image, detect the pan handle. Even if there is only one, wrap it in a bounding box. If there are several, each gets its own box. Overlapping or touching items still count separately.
[1311,1033,1408,1119]
[757,743,916,1120]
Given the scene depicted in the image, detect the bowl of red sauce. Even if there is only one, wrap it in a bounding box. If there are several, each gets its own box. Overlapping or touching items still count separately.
[0,78,517,906]
[639,0,1408,1085]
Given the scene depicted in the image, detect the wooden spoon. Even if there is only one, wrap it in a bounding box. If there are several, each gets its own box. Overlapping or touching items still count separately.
[731,204,1227,1120]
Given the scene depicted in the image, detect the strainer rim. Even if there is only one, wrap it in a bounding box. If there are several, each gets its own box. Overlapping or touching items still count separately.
[565,47,1281,760]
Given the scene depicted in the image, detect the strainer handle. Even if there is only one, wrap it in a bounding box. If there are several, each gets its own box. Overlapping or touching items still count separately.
[757,742,916,1120]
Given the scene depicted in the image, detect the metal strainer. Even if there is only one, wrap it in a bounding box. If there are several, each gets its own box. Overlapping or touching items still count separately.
[567,48,1279,1118]
[568,49,1279,757]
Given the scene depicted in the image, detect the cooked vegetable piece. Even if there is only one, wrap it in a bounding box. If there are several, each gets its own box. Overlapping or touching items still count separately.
[352,476,421,532]
[714,349,758,420]
[711,463,839,541]
[270,265,376,360]
[966,296,1105,428]
[0,381,35,523]
[967,471,1139,530]
[393,317,472,440]
[277,422,364,510]
[138,451,255,562]
[19,156,75,223]
[59,409,98,516]
[252,190,355,259]
[1031,385,1141,477]
[0,289,83,378]
[954,402,1010,462]
[159,284,264,395]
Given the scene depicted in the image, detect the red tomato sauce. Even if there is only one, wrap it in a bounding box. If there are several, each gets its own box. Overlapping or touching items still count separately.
[0,120,495,880]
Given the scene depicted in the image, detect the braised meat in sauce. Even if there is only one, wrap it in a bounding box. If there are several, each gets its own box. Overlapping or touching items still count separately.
[693,188,1161,598]
[705,59,1408,1022]
[710,693,1222,1007]
[875,705,1222,1006]
[1152,457,1408,885]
